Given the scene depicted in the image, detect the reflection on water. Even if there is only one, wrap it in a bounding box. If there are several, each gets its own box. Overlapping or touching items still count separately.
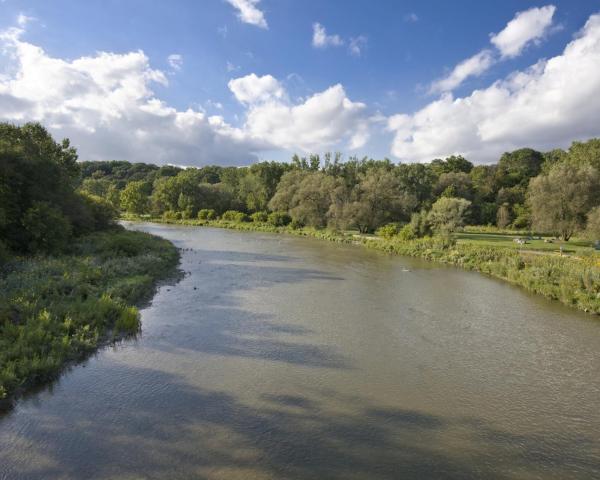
[1,223,599,479]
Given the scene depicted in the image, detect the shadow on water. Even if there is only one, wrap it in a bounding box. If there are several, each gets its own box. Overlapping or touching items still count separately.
[2,364,599,480]
[148,248,350,369]
[2,235,599,479]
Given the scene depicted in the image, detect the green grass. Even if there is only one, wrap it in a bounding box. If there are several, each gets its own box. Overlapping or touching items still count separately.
[454,232,596,255]
[0,227,179,406]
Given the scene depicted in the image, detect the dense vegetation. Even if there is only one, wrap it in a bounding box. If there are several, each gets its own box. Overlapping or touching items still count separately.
[80,141,600,240]
[0,123,179,405]
[85,136,600,316]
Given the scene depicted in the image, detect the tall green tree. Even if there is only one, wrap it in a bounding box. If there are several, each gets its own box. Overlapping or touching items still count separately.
[528,163,600,240]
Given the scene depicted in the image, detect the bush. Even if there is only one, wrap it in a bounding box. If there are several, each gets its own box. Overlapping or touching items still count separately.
[376,223,400,239]
[162,210,182,221]
[114,306,141,334]
[0,239,9,266]
[198,208,217,221]
[267,211,291,227]
[81,193,117,230]
[397,224,416,241]
[22,201,73,254]
[290,218,304,230]
[250,211,269,223]
[221,210,249,222]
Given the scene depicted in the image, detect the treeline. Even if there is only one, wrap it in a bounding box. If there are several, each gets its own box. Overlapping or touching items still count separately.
[80,140,600,240]
[0,123,117,260]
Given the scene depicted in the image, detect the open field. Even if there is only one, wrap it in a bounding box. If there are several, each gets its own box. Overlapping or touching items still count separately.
[454,231,598,257]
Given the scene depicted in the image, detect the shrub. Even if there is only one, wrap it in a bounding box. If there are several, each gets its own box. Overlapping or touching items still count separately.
[221,210,249,222]
[251,211,269,223]
[0,239,9,266]
[81,193,117,230]
[376,223,400,239]
[22,201,73,254]
[397,224,416,241]
[114,306,141,334]
[267,211,291,227]
[290,218,304,230]
[162,210,182,221]
[198,208,217,221]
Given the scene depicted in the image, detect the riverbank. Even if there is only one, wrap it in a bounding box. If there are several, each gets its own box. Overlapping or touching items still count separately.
[124,216,600,316]
[0,227,180,407]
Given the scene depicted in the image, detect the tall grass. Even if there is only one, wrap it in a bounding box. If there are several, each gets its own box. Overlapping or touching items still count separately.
[0,227,179,405]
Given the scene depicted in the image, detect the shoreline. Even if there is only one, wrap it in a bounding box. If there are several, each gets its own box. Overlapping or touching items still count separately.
[0,228,181,410]
[124,216,600,316]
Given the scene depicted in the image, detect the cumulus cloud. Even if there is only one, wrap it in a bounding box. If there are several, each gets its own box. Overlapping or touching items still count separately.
[429,5,556,93]
[229,73,373,151]
[429,50,494,94]
[225,0,268,29]
[228,73,286,104]
[389,13,600,163]
[312,23,344,48]
[167,53,183,71]
[491,5,556,58]
[0,26,264,166]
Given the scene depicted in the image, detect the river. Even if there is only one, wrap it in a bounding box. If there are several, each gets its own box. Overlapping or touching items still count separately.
[1,223,599,479]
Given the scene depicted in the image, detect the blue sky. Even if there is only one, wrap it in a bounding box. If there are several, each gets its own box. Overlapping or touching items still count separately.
[1,0,600,165]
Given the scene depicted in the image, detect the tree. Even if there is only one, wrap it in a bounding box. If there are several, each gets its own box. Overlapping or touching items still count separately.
[585,206,600,240]
[528,163,600,240]
[22,201,72,253]
[340,169,417,233]
[430,155,473,175]
[435,172,474,200]
[496,203,511,228]
[427,197,471,234]
[496,148,544,188]
[566,138,600,171]
[120,181,150,215]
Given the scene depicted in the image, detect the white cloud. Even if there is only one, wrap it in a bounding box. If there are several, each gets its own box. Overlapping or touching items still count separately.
[167,53,183,71]
[225,0,268,29]
[0,26,264,166]
[226,61,239,72]
[403,13,418,23]
[312,22,344,48]
[16,13,35,27]
[490,5,556,58]
[428,5,556,94]
[349,36,368,57]
[228,73,286,104]
[429,49,494,94]
[229,73,372,151]
[389,13,600,163]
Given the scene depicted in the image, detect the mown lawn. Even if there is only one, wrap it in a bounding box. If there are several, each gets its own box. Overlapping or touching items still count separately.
[454,232,598,256]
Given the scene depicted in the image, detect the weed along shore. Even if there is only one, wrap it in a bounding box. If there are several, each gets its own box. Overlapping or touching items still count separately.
[0,228,180,408]
[124,217,600,316]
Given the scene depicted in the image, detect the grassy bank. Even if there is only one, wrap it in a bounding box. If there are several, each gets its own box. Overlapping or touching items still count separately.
[0,227,179,406]
[127,215,600,316]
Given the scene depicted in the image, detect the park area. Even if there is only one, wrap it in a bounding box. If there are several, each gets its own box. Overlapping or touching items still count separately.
[455,228,600,258]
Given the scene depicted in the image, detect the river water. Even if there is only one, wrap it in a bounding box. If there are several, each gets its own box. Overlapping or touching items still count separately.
[1,223,599,479]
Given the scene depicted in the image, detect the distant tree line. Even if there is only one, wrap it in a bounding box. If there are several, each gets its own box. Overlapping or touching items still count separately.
[78,139,600,241]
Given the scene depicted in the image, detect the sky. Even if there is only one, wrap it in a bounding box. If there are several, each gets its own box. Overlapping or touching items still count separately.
[1,0,599,166]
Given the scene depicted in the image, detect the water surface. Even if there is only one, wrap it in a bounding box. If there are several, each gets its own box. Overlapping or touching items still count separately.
[1,223,599,479]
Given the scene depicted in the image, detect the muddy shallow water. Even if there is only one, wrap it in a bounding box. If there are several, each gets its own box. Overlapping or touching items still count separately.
[1,223,599,479]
